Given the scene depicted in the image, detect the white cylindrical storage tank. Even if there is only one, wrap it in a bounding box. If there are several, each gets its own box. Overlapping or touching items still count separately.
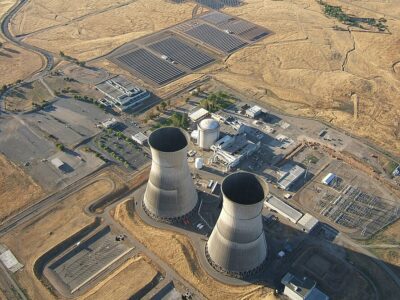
[143,127,198,222]
[206,172,268,277]
[198,118,220,150]
[195,157,204,169]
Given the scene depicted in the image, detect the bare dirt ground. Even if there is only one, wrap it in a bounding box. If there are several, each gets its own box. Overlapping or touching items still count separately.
[0,170,122,300]
[364,219,400,278]
[114,200,273,300]
[81,255,158,300]
[4,79,53,111]
[0,0,43,86]
[0,154,44,224]
[17,0,195,61]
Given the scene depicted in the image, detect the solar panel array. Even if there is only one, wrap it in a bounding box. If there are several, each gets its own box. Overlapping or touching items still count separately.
[149,37,215,70]
[239,27,270,41]
[185,24,247,53]
[221,20,256,35]
[115,49,185,85]
[201,11,233,25]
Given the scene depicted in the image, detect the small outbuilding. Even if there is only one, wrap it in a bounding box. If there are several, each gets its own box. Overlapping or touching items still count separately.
[51,158,65,169]
[297,213,319,233]
[131,132,148,145]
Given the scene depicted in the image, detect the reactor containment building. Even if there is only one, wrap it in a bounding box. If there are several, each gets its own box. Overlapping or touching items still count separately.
[206,172,268,277]
[143,127,198,222]
[197,118,220,150]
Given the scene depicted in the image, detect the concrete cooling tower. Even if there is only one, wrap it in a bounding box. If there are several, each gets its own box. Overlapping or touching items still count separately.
[206,172,268,277]
[143,127,198,222]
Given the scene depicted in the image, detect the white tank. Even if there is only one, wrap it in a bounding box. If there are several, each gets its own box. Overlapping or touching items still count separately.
[198,118,220,150]
[195,157,204,169]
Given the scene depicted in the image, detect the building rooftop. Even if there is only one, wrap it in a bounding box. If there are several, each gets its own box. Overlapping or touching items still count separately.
[189,108,209,122]
[298,213,319,233]
[282,272,329,300]
[278,164,305,190]
[199,118,220,130]
[51,158,64,169]
[265,195,303,223]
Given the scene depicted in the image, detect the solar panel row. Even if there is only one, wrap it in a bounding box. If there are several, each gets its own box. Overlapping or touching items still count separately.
[221,20,256,35]
[115,49,185,85]
[149,37,214,70]
[201,11,233,25]
[239,27,270,41]
[185,24,247,53]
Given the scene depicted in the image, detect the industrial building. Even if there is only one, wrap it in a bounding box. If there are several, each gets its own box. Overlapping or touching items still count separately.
[189,108,209,123]
[143,127,198,222]
[197,118,220,150]
[210,134,260,169]
[281,272,329,300]
[101,117,118,129]
[246,105,263,118]
[206,172,268,277]
[277,164,306,190]
[264,195,303,223]
[96,75,150,111]
[297,213,319,233]
[51,158,65,170]
[321,173,337,186]
[131,132,148,145]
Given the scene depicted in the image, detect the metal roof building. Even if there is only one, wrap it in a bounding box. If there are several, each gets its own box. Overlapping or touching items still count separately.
[298,213,319,233]
[264,195,303,223]
[0,245,23,273]
[277,165,305,190]
[51,158,64,169]
[188,108,209,122]
[282,272,329,300]
[321,173,336,185]
[246,105,263,118]
[131,132,148,145]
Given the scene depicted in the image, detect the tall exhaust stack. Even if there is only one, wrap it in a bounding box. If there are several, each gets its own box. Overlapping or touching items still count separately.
[206,172,268,277]
[143,127,198,222]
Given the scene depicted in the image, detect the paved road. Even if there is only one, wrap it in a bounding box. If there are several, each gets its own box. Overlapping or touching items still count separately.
[0,0,54,80]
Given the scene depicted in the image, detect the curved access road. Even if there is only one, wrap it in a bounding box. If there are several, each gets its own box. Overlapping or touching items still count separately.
[0,0,54,80]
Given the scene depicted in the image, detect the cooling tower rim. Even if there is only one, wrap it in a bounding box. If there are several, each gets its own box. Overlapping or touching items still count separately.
[148,126,188,153]
[221,171,268,206]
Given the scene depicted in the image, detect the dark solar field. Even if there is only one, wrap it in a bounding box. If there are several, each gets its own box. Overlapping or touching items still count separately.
[115,49,186,85]
[148,37,215,70]
[185,24,247,53]
[201,11,234,25]
[170,0,242,10]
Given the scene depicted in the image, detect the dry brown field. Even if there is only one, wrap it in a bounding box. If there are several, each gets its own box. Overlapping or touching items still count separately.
[8,0,400,155]
[0,0,43,86]
[0,154,44,223]
[114,200,273,300]
[18,0,196,61]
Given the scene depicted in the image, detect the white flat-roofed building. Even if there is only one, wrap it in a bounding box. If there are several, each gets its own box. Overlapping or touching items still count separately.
[189,108,209,123]
[131,132,148,145]
[282,273,329,300]
[298,213,319,233]
[51,158,64,169]
[278,164,305,190]
[101,117,118,129]
[264,195,303,223]
[0,245,23,273]
[321,173,336,185]
[96,75,150,111]
[246,105,263,118]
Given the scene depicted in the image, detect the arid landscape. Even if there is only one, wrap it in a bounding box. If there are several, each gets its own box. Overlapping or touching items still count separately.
[3,0,398,155]
[0,154,44,223]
